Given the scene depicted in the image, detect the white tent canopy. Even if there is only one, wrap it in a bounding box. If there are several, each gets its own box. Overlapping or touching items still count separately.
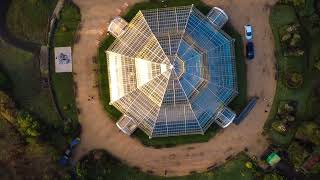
[54,47,72,73]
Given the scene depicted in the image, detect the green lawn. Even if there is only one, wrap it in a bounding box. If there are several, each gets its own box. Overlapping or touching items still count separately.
[0,38,69,148]
[0,38,60,125]
[50,2,81,125]
[97,1,247,147]
[6,0,57,44]
[77,150,257,180]
[266,4,320,145]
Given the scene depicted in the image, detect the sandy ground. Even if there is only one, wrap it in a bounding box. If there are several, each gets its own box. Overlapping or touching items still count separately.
[72,0,278,176]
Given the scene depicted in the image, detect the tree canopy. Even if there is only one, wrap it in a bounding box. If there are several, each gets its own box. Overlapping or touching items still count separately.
[0,90,17,123]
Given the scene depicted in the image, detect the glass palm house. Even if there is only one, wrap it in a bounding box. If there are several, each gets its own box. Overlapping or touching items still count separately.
[106,5,238,138]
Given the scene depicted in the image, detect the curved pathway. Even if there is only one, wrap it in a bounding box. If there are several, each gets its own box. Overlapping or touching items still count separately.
[73,0,278,176]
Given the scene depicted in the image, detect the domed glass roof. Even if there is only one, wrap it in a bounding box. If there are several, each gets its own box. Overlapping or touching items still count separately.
[106,5,238,137]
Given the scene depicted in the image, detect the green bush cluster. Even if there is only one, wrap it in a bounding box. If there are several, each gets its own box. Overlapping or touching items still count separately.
[0,90,16,123]
[6,0,58,43]
[0,90,40,138]
[314,61,320,71]
[284,71,304,88]
[0,72,11,90]
[280,0,306,7]
[288,142,310,169]
[295,122,320,146]
[280,24,304,57]
[272,102,297,134]
[16,111,40,137]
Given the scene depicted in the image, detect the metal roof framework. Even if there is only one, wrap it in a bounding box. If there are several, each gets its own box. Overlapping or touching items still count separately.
[106,5,238,137]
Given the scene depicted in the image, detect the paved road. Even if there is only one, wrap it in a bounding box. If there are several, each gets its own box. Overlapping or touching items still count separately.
[73,0,278,176]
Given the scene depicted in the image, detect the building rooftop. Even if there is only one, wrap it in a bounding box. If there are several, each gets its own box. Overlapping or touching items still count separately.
[106,5,238,138]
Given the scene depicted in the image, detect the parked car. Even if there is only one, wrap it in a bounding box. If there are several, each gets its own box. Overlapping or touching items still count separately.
[246,41,255,60]
[58,137,81,167]
[59,148,72,167]
[244,25,253,40]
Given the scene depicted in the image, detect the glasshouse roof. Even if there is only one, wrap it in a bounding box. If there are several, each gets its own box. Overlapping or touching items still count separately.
[106,5,238,138]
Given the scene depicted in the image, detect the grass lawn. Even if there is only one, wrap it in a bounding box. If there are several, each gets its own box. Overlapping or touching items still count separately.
[0,38,69,148]
[50,2,81,124]
[0,38,60,125]
[97,1,247,147]
[6,0,57,44]
[266,4,320,145]
[77,150,257,180]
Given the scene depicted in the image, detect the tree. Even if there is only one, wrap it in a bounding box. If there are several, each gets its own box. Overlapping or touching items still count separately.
[16,111,40,137]
[263,173,284,180]
[315,60,320,72]
[288,142,310,169]
[280,0,305,7]
[0,72,11,90]
[285,72,303,88]
[272,121,287,134]
[295,122,320,146]
[0,90,17,123]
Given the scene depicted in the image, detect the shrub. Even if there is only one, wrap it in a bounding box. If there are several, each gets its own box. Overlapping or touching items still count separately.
[280,24,304,57]
[310,14,320,32]
[288,142,310,169]
[280,0,306,7]
[16,111,40,137]
[281,33,292,42]
[295,121,320,145]
[245,161,253,169]
[0,90,17,123]
[285,71,303,88]
[272,121,287,134]
[315,60,320,71]
[262,173,284,180]
[0,72,11,90]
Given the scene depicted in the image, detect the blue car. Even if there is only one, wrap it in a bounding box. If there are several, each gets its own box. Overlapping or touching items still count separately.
[246,41,255,60]
[58,137,81,167]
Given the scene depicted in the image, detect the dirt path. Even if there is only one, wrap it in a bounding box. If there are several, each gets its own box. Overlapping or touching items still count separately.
[73,0,278,176]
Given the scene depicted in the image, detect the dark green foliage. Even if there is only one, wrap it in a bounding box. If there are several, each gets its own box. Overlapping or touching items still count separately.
[52,2,81,46]
[279,24,305,57]
[0,72,11,90]
[285,71,304,88]
[76,150,257,180]
[295,121,320,146]
[16,111,40,137]
[0,37,67,148]
[272,121,288,134]
[133,124,220,148]
[6,0,58,43]
[280,0,306,8]
[314,60,320,71]
[0,38,61,127]
[50,2,81,133]
[262,173,284,180]
[0,90,17,123]
[266,4,320,145]
[288,142,310,169]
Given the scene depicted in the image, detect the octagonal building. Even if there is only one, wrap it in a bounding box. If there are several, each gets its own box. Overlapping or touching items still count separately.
[106,5,238,138]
